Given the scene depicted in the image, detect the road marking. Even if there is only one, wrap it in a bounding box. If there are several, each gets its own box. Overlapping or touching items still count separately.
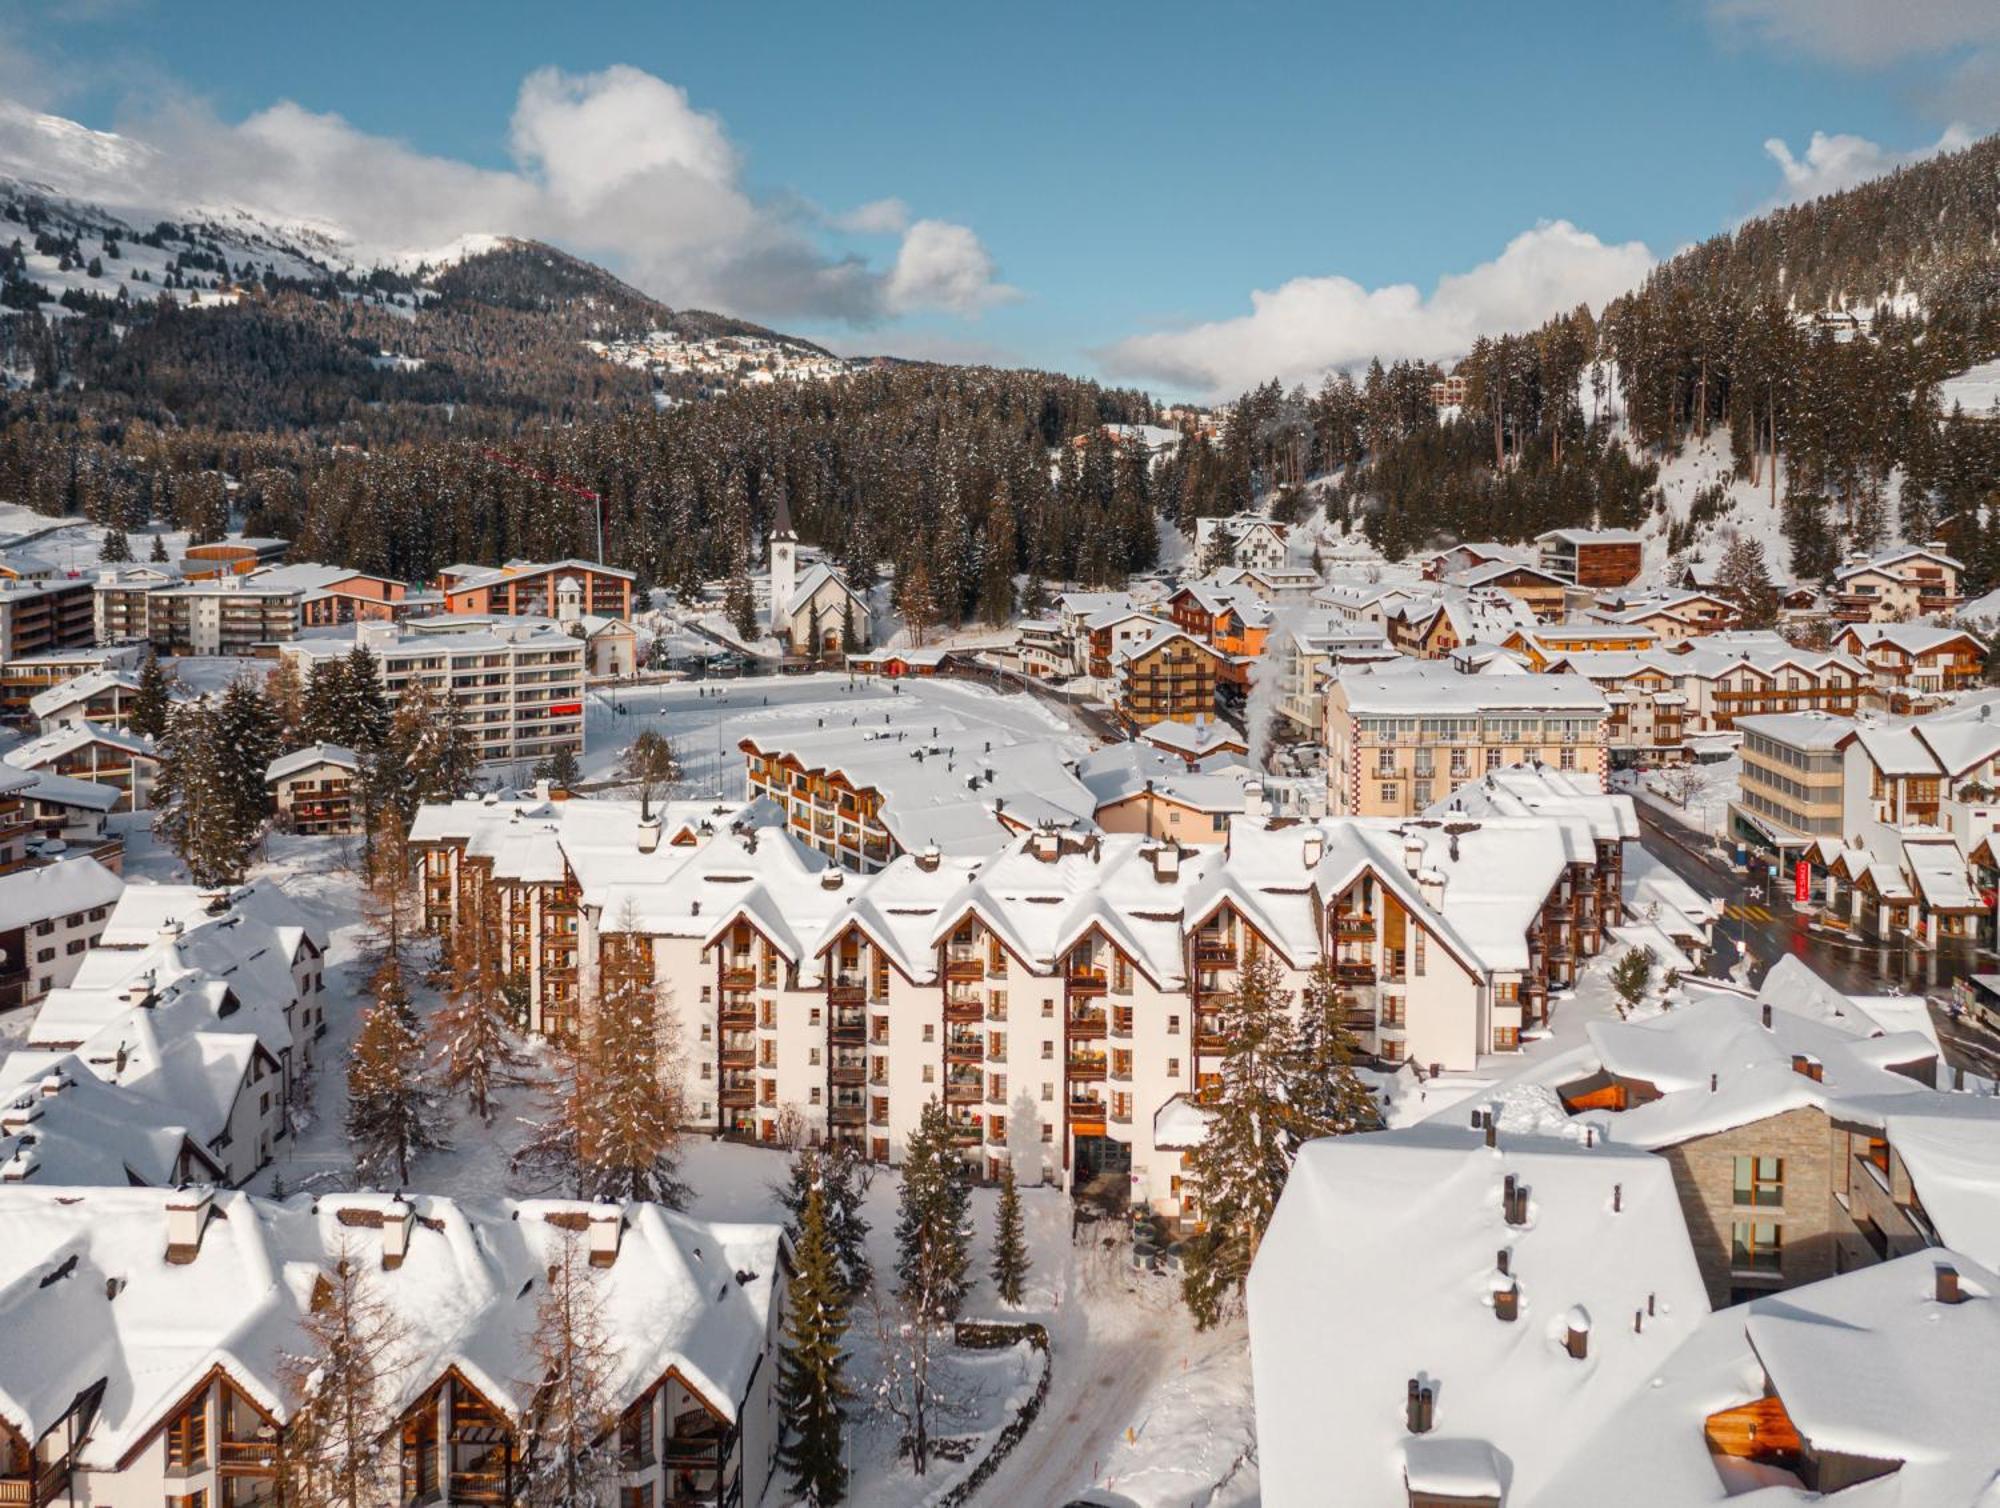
[1725,904,1774,922]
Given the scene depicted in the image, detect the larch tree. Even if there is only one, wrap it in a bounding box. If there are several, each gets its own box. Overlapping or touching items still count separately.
[990,1162,1030,1308]
[345,954,448,1186]
[356,812,427,992]
[264,655,307,748]
[521,1232,619,1508]
[1178,947,1299,1329]
[578,914,689,1208]
[894,1100,972,1322]
[429,886,530,1122]
[617,728,680,818]
[277,1240,410,1508]
[775,1182,851,1506]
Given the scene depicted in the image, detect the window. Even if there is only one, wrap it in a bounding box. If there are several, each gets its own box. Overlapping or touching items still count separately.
[1485,748,1502,771]
[1041,1124,1054,1142]
[1042,997,1055,1018]
[166,1400,209,1470]
[1166,1057,1181,1077]
[809,1087,822,1105]
[1733,1156,1784,1208]
[699,1062,712,1079]
[1412,782,1432,807]
[1379,783,1398,804]
[922,1024,935,1042]
[1041,1082,1054,1102]
[921,1065,935,1083]
[1559,747,1576,771]
[808,1007,821,1026]
[1413,932,1426,977]
[1041,1040,1055,1060]
[808,1048,821,1066]
[1731,1220,1783,1274]
[1492,1027,1519,1051]
[1167,1014,1181,1035]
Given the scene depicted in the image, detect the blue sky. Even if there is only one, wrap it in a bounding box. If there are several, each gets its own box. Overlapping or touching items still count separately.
[5,0,1994,396]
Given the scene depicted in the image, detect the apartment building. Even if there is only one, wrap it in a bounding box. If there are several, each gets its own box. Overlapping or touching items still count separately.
[1536,527,1644,587]
[1830,544,1963,622]
[1323,662,1611,817]
[0,854,121,1012]
[93,569,305,654]
[1384,590,1537,659]
[281,617,585,772]
[0,644,139,718]
[1115,626,1228,725]
[1192,516,1291,571]
[1832,621,1985,697]
[1733,712,1852,854]
[0,574,95,662]
[1507,622,1661,669]
[0,1186,785,1508]
[435,556,635,620]
[1164,581,1270,692]
[738,720,1095,871]
[1444,558,1567,620]
[26,665,144,731]
[1269,613,1396,734]
[1585,589,1739,643]
[265,741,363,835]
[5,722,159,811]
[413,796,1632,1221]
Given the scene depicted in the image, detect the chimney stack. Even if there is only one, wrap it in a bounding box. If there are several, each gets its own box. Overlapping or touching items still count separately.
[1613,1183,1622,1214]
[1761,1002,1773,1030]
[1495,1280,1519,1322]
[1936,1264,1963,1305]
[1302,831,1324,869]
[916,844,942,874]
[1405,1379,1435,1434]
[1484,1113,1497,1150]
[165,1188,215,1265]
[589,1203,623,1268]
[1564,1308,1591,1361]
[382,1197,415,1270]
[636,815,662,854]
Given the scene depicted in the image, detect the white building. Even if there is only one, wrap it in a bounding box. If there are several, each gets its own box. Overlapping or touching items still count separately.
[767,496,871,659]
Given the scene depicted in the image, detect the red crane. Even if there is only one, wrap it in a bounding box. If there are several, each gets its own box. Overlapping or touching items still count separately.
[477,448,606,563]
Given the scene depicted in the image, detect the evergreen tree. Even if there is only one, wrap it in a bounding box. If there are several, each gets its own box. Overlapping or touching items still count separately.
[533,745,581,790]
[343,647,392,752]
[978,482,1018,626]
[774,1142,872,1301]
[1286,959,1383,1145]
[214,675,280,838]
[277,1241,408,1508]
[128,650,174,742]
[1179,948,1298,1328]
[775,1183,851,1506]
[149,531,169,563]
[99,528,132,563]
[154,697,259,885]
[894,1100,972,1321]
[264,656,307,748]
[990,1162,1029,1307]
[1715,534,1781,629]
[345,956,448,1186]
[370,679,477,831]
[522,1233,618,1508]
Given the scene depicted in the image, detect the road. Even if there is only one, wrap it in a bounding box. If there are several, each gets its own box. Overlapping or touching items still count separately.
[1636,806,2000,1079]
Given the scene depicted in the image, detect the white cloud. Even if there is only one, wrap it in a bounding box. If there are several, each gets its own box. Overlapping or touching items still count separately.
[1098,221,1653,400]
[1761,125,1977,206]
[0,64,1011,329]
[1711,0,2000,125]
[884,219,1019,317]
[832,197,910,235]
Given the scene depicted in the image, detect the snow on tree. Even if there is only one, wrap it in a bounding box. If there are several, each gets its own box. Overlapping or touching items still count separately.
[369,678,477,832]
[277,1239,411,1508]
[345,954,449,1186]
[989,1162,1029,1308]
[894,1100,972,1322]
[127,649,175,742]
[532,745,581,790]
[153,696,260,886]
[1178,947,1299,1329]
[1286,958,1385,1145]
[775,1182,851,1506]
[99,527,132,562]
[1714,534,1781,630]
[520,1232,619,1508]
[578,914,689,1208]
[773,1141,872,1302]
[214,674,280,832]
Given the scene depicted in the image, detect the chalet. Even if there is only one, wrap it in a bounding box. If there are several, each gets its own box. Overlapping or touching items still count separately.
[1536,527,1644,588]
[1831,621,1985,697]
[1193,516,1291,572]
[1135,716,1248,766]
[1445,558,1567,620]
[3,723,159,812]
[266,743,363,836]
[0,645,141,718]
[27,667,145,732]
[435,557,635,621]
[1077,742,1252,845]
[1419,541,1512,580]
[1587,590,1739,643]
[1115,626,1227,725]
[1215,564,1323,602]
[1830,545,1963,623]
[0,855,122,1012]
[1165,583,1270,690]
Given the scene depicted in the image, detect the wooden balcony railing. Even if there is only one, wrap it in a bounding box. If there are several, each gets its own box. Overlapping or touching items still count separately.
[944,957,985,982]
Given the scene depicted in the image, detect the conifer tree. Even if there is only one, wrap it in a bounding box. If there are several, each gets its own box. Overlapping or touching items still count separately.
[990,1162,1029,1307]
[99,528,132,563]
[128,650,174,742]
[978,482,1018,626]
[774,1142,872,1301]
[775,1182,851,1506]
[264,656,307,748]
[1714,534,1781,630]
[1179,948,1298,1329]
[430,888,530,1122]
[343,647,392,752]
[370,679,477,831]
[522,1232,618,1508]
[894,1100,972,1321]
[214,675,279,837]
[533,745,581,790]
[1284,958,1382,1146]
[149,531,168,563]
[345,956,448,1186]
[277,1240,409,1508]
[618,728,680,817]
[154,697,259,885]
[357,813,426,989]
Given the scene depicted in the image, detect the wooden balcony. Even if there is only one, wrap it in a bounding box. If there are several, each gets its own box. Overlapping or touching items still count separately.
[1068,1099,1107,1125]
[219,1437,279,1472]
[1194,1031,1228,1055]
[720,1047,755,1069]
[1066,968,1107,997]
[830,1063,867,1086]
[1193,940,1236,967]
[718,1004,756,1029]
[943,1075,983,1104]
[944,1034,983,1063]
[1067,1052,1108,1079]
[829,982,866,1006]
[827,1103,867,1127]
[947,1120,982,1146]
[719,1085,756,1108]
[830,1008,867,1042]
[1068,1005,1108,1035]
[721,965,756,990]
[944,957,985,982]
[0,1463,68,1507]
[1334,916,1375,941]
[1334,961,1376,984]
[943,996,983,1023]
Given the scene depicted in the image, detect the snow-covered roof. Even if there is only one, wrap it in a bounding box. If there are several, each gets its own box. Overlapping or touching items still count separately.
[1076,743,1254,816]
[0,1185,781,1466]
[27,667,142,720]
[1334,661,1610,716]
[3,720,156,770]
[1425,762,1638,844]
[1248,1125,1708,1508]
[1534,1251,2000,1507]
[0,854,121,932]
[1135,717,1246,758]
[264,741,361,783]
[1833,545,1964,582]
[1537,527,1645,546]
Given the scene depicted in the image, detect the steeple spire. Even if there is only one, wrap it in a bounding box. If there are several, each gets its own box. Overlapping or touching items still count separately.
[772,489,796,542]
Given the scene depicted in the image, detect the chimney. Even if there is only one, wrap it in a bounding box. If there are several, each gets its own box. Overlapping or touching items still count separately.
[165,1188,215,1265]
[1402,836,1424,876]
[1494,1279,1519,1322]
[1418,868,1446,912]
[535,778,552,801]
[1936,1264,1963,1305]
[636,815,662,853]
[0,1096,42,1134]
[820,869,845,891]
[1483,1114,1497,1150]
[1302,830,1324,869]
[156,919,183,948]
[1503,1174,1525,1226]
[589,1203,623,1268]
[1031,830,1060,863]
[1761,1002,1773,1030]
[916,844,942,873]
[1564,1307,1591,1360]
[1405,1379,1435,1434]
[1709,1073,1718,1093]
[1154,844,1182,884]
[1612,1182,1622,1214]
[382,1197,416,1270]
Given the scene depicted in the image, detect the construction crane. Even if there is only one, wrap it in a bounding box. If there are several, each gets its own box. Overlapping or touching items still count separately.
[477,448,606,563]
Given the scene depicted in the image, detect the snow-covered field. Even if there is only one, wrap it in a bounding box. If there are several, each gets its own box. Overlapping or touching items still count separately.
[578,671,1099,796]
[1621,756,1741,839]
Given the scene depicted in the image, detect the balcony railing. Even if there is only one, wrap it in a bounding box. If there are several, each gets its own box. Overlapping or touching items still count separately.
[1067,1052,1108,1079]
[943,996,983,1023]
[944,956,985,981]
[219,1438,279,1471]
[1068,1098,1107,1122]
[721,964,756,990]
[1068,1006,1108,1034]
[1333,915,1375,940]
[1193,940,1236,967]
[1067,968,1107,996]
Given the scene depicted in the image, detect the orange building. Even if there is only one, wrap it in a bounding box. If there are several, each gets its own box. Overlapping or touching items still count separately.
[434,558,634,620]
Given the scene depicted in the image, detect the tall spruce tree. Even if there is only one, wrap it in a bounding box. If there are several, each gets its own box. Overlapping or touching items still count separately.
[990,1162,1029,1308]
[128,650,174,742]
[1714,534,1781,630]
[1179,948,1299,1328]
[1286,959,1383,1145]
[154,697,260,885]
[775,1183,851,1506]
[894,1100,972,1321]
[774,1142,872,1301]
[214,675,280,838]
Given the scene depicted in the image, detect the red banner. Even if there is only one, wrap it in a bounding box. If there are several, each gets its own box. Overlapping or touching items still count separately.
[1794,860,1810,904]
[548,702,583,716]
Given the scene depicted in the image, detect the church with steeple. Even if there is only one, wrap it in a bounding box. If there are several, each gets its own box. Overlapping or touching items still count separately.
[766,492,873,660]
